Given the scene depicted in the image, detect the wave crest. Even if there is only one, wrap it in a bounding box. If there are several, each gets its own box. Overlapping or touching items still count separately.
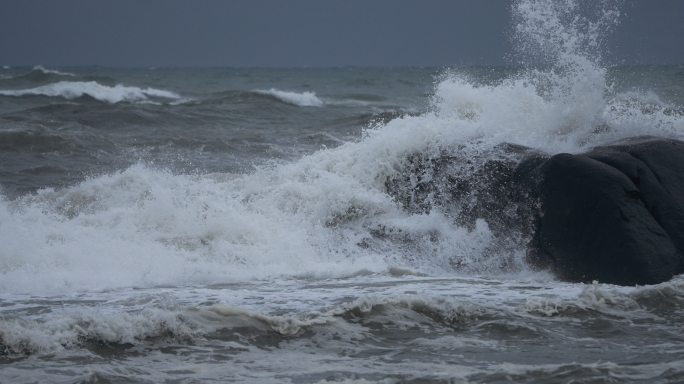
[32,65,75,77]
[254,88,323,107]
[0,307,203,354]
[0,81,181,104]
[0,294,486,354]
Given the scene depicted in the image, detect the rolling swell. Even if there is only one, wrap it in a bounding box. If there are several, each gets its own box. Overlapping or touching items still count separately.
[0,76,402,198]
[0,129,75,151]
[0,65,74,87]
[0,81,181,104]
[3,277,683,366]
[0,67,114,91]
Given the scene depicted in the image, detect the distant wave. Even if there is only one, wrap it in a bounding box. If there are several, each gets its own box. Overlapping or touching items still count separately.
[254,88,323,107]
[0,65,79,84]
[32,65,75,77]
[0,81,181,104]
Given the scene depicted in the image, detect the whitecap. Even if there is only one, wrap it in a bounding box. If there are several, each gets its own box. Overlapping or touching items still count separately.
[0,81,181,104]
[255,88,323,107]
[0,306,204,354]
[0,294,487,354]
[32,65,75,76]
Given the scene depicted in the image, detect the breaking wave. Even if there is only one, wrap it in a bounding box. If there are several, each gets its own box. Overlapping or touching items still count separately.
[4,276,683,355]
[0,294,487,354]
[254,88,323,107]
[32,65,76,77]
[0,81,181,104]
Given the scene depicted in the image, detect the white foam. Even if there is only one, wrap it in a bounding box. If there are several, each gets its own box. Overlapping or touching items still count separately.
[0,306,204,353]
[0,150,526,293]
[524,281,641,317]
[0,81,181,104]
[32,65,75,76]
[0,164,391,294]
[615,90,673,108]
[521,277,684,318]
[255,88,323,107]
[0,293,487,354]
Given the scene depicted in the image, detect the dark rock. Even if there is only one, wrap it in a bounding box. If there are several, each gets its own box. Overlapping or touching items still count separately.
[528,138,684,285]
[386,137,684,286]
[588,142,684,270]
[534,150,682,285]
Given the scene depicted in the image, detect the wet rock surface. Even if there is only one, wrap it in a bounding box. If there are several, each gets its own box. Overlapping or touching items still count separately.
[534,141,684,285]
[389,138,684,285]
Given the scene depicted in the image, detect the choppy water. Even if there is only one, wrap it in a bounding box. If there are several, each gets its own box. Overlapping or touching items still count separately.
[2,0,684,382]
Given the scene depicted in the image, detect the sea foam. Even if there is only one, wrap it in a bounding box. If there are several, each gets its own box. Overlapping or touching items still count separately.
[255,88,323,106]
[32,65,75,77]
[0,293,488,354]
[0,81,180,104]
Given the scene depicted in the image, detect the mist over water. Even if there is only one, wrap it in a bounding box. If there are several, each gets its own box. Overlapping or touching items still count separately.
[2,0,684,382]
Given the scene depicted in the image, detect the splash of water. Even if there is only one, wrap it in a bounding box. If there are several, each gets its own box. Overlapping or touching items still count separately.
[511,0,622,135]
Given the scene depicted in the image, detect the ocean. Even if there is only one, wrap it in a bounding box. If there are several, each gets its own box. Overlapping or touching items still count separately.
[2,1,684,382]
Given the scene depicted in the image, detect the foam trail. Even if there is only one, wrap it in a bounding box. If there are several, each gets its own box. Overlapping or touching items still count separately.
[255,88,323,107]
[0,81,181,104]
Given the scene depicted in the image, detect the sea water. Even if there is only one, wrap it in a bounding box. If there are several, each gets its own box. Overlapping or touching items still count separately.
[1,0,684,382]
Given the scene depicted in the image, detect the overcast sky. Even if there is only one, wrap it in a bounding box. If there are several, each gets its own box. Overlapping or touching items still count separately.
[0,0,682,67]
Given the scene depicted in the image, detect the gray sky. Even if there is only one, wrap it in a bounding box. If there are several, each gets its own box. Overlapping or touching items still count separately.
[0,0,682,67]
